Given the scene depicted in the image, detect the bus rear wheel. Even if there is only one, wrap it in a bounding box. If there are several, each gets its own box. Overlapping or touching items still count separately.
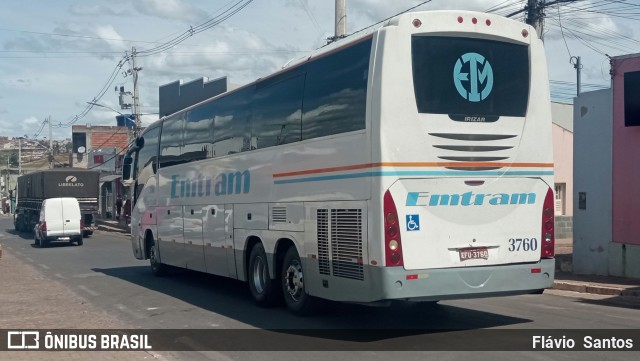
[281,246,321,315]
[248,243,279,306]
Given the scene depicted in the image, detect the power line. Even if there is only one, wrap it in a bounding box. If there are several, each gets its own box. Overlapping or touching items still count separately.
[39,0,255,133]
[0,49,312,59]
[136,0,255,57]
[55,57,128,128]
[297,0,324,37]
[557,7,572,57]
[347,0,434,39]
[0,27,158,44]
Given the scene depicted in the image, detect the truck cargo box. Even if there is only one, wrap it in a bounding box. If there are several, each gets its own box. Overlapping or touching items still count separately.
[18,169,99,199]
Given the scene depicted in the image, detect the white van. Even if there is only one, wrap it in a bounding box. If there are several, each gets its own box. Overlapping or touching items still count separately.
[34,197,84,247]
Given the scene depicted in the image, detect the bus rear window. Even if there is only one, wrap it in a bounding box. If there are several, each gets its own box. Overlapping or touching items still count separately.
[412,36,529,119]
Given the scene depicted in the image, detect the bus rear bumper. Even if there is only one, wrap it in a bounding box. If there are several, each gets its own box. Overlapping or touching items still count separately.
[372,259,555,302]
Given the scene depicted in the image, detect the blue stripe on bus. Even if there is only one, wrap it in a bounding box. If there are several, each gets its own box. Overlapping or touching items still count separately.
[273,171,555,184]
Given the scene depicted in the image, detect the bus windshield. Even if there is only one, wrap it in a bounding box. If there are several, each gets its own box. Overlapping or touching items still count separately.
[411,36,530,119]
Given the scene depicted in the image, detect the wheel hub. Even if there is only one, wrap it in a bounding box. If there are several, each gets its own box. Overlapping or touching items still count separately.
[150,246,158,266]
[285,263,304,300]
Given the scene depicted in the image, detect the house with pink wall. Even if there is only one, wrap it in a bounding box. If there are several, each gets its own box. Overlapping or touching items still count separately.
[551,102,573,239]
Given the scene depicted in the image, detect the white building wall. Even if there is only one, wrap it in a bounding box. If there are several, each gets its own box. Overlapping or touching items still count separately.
[573,89,613,276]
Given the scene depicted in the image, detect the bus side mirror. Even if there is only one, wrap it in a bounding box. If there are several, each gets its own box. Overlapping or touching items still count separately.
[122,155,133,181]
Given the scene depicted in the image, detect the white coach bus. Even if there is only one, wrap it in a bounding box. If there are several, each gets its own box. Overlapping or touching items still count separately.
[123,10,555,315]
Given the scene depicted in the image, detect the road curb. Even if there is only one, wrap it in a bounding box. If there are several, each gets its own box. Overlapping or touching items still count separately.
[553,281,640,298]
[97,224,129,234]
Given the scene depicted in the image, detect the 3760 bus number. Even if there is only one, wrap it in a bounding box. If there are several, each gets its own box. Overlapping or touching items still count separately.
[508,238,538,252]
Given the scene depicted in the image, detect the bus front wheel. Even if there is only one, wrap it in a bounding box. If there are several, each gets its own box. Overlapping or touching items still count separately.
[281,246,322,315]
[149,239,167,277]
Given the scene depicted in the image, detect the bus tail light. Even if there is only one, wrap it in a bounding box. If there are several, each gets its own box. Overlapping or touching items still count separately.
[384,190,404,267]
[541,187,555,259]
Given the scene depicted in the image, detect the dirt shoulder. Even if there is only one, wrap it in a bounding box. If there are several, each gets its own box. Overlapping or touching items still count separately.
[0,248,174,361]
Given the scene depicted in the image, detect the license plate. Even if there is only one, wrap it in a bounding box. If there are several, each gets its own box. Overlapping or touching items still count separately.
[459,247,489,261]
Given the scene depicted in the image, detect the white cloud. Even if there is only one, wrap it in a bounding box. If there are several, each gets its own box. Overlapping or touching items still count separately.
[1,78,32,87]
[94,25,128,52]
[142,26,295,85]
[23,116,39,125]
[133,0,208,23]
[69,4,127,17]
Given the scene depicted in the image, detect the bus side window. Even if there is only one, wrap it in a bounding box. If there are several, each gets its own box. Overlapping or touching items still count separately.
[251,72,304,149]
[212,88,253,156]
[183,104,215,161]
[159,114,184,168]
[302,38,371,140]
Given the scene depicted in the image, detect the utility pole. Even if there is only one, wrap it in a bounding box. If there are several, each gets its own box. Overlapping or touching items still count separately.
[18,138,22,176]
[507,0,580,40]
[526,0,544,39]
[129,47,143,139]
[571,56,582,97]
[48,116,53,168]
[335,0,347,39]
[327,0,347,43]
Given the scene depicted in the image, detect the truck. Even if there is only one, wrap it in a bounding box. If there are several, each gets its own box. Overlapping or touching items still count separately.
[14,169,100,236]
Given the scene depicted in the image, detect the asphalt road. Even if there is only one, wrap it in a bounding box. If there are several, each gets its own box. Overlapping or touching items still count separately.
[1,216,639,361]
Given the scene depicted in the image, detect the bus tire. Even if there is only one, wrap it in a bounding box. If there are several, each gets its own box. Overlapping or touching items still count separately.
[149,239,167,277]
[15,215,22,232]
[248,243,279,306]
[281,246,321,315]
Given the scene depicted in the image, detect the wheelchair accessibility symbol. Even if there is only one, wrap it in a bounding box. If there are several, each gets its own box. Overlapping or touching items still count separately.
[406,215,420,231]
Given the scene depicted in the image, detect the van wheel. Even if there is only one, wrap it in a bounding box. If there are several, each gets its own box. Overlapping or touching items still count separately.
[248,243,279,306]
[76,237,84,246]
[41,238,49,248]
[149,239,167,276]
[34,233,40,247]
[281,246,322,315]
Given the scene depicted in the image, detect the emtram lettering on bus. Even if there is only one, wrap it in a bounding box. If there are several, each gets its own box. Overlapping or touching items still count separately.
[170,170,251,199]
[406,191,536,207]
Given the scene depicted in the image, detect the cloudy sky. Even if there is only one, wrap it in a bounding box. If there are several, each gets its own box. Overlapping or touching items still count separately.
[0,0,638,140]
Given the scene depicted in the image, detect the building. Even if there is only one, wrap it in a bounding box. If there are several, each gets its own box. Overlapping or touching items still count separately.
[71,125,131,219]
[551,102,573,239]
[573,53,640,279]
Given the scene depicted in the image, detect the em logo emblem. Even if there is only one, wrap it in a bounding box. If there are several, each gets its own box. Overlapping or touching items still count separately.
[453,52,493,102]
